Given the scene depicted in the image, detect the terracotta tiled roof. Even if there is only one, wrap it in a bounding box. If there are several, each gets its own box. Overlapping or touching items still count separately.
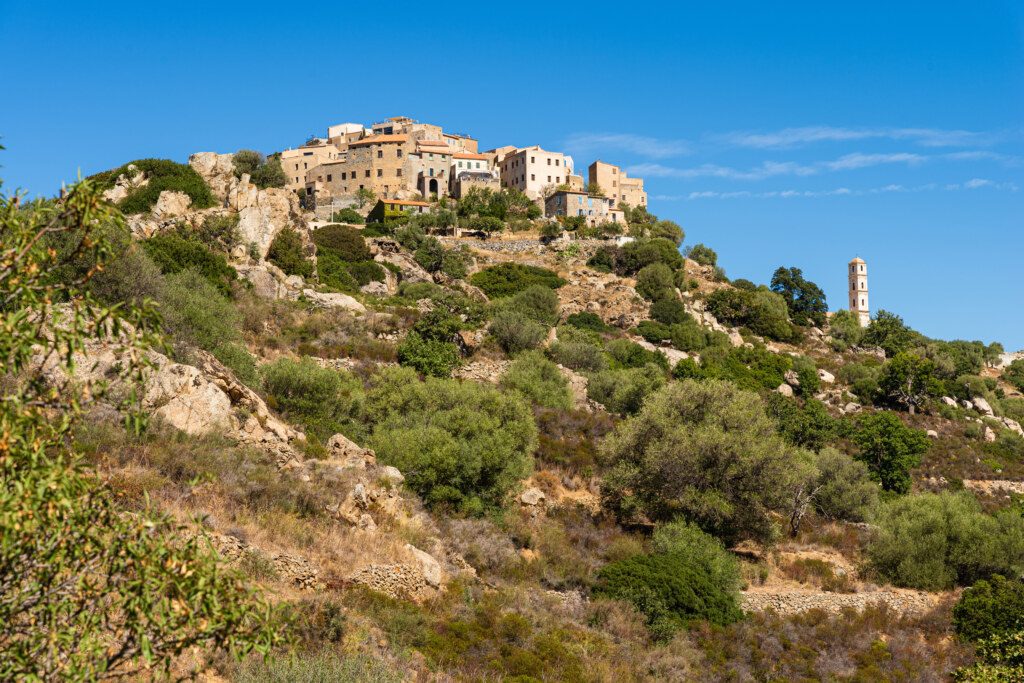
[452,152,489,160]
[349,134,409,147]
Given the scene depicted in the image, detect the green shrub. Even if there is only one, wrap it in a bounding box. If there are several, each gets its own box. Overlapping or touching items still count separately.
[489,311,547,355]
[852,411,929,493]
[770,266,828,327]
[618,238,684,275]
[791,355,820,396]
[669,317,711,352]
[565,311,610,332]
[263,357,364,441]
[650,297,688,325]
[233,150,286,189]
[500,350,572,410]
[469,263,566,298]
[594,552,742,639]
[413,238,444,272]
[605,338,668,371]
[586,247,616,273]
[397,332,461,378]
[547,341,607,373]
[312,225,372,261]
[159,270,242,352]
[191,213,240,252]
[600,379,815,544]
[652,520,741,595]
[698,344,792,392]
[839,361,882,402]
[315,250,360,293]
[266,227,314,278]
[635,263,675,301]
[764,394,839,451]
[363,366,537,512]
[586,364,665,416]
[503,285,560,326]
[330,207,365,224]
[1003,360,1024,393]
[868,492,1024,590]
[829,309,866,350]
[346,260,386,286]
[637,320,673,344]
[862,310,919,358]
[88,242,167,308]
[685,243,717,267]
[953,575,1024,643]
[142,234,237,295]
[212,342,260,388]
[810,447,879,522]
[440,248,469,279]
[90,158,215,214]
[706,287,794,342]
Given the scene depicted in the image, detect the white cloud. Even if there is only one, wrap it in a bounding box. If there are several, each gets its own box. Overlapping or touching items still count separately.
[965,178,992,188]
[563,132,691,159]
[822,152,925,171]
[721,126,993,149]
[672,180,1017,201]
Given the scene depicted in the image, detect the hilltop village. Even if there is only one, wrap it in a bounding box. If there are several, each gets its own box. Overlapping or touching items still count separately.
[9,114,1024,681]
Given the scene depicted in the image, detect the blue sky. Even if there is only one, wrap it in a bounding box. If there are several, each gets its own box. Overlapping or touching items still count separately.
[2,1,1022,348]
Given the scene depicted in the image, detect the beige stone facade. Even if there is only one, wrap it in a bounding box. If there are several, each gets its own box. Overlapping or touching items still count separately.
[588,160,646,208]
[281,143,344,192]
[544,190,624,227]
[498,146,574,199]
[449,152,498,197]
[848,257,870,327]
[410,139,452,199]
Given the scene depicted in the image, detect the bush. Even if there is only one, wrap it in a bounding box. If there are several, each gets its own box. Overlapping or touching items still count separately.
[330,207,365,224]
[587,364,666,416]
[440,248,469,279]
[868,492,1024,590]
[397,332,461,378]
[605,338,669,371]
[791,355,820,396]
[863,310,918,358]
[669,317,711,352]
[1003,359,1024,392]
[698,344,792,392]
[489,311,547,355]
[500,350,572,410]
[811,447,879,522]
[706,287,794,342]
[504,285,560,326]
[594,552,742,640]
[413,237,445,272]
[650,297,688,325]
[192,213,240,252]
[764,394,839,451]
[565,311,610,332]
[954,575,1024,645]
[635,263,676,301]
[363,367,537,512]
[829,309,866,350]
[212,342,260,388]
[685,243,717,266]
[586,247,617,273]
[233,150,286,189]
[312,225,372,262]
[636,320,673,344]
[618,238,684,275]
[159,270,242,352]
[263,357,363,441]
[89,242,167,308]
[266,227,313,278]
[315,250,360,293]
[469,263,566,298]
[852,411,929,493]
[346,260,386,286]
[90,158,215,214]
[600,379,815,544]
[142,234,237,295]
[652,520,741,595]
[547,341,607,373]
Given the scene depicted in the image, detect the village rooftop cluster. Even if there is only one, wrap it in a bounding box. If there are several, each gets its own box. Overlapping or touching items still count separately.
[279,116,647,227]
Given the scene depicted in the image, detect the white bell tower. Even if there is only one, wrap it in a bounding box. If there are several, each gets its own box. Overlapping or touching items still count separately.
[848,257,869,327]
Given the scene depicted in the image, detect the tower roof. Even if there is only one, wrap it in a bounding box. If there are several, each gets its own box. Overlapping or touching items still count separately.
[849,257,866,264]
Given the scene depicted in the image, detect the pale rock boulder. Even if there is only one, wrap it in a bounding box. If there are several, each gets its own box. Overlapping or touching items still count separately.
[379,466,405,485]
[817,369,835,384]
[973,397,995,417]
[776,383,794,398]
[144,362,233,435]
[520,487,546,506]
[784,370,801,387]
[373,250,433,284]
[984,426,997,442]
[231,177,300,261]
[102,164,148,203]
[404,544,444,588]
[843,402,862,414]
[927,429,939,439]
[1001,417,1024,437]
[326,432,376,469]
[941,396,958,407]
[236,262,294,300]
[302,288,367,313]
[188,152,236,202]
[152,190,192,219]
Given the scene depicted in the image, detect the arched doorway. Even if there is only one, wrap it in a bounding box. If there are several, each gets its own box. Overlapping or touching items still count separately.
[429,178,439,195]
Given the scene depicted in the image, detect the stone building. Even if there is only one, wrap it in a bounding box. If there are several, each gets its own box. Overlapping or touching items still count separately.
[449,152,498,197]
[497,146,574,199]
[367,198,432,223]
[409,139,452,198]
[588,160,647,208]
[848,257,870,327]
[281,142,345,192]
[545,189,625,227]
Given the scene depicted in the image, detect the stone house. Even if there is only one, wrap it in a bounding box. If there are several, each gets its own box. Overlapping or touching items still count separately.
[497,146,574,199]
[367,198,432,223]
[281,142,344,192]
[449,152,499,198]
[588,160,647,208]
[409,140,452,199]
[544,189,625,227]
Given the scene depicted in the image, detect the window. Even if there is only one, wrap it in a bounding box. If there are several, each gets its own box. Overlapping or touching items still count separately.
[530,174,535,181]
[377,169,383,177]
[327,174,332,182]
[429,168,434,177]
[397,149,402,158]
[860,265,864,272]
[342,172,347,180]
[556,177,561,183]
[365,170,370,178]
[294,163,299,170]
[396,168,402,176]
[547,176,551,182]
[547,158,551,166]
[531,156,535,163]
[303,163,308,170]
[377,150,383,159]
[861,298,865,306]
[294,177,299,183]
[458,161,463,168]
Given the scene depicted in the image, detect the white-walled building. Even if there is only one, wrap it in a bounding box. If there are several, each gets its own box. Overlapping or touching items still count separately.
[497,146,574,199]
[848,257,870,327]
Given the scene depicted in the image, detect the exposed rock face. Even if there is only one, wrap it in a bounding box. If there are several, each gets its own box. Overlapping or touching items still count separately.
[152,190,192,218]
[302,288,367,313]
[144,361,233,435]
[454,359,513,383]
[817,369,835,384]
[520,487,546,506]
[188,152,236,202]
[372,243,433,284]
[973,397,995,417]
[1001,417,1024,437]
[236,262,296,300]
[941,396,958,407]
[349,563,433,601]
[632,337,689,366]
[558,269,646,329]
[404,544,444,587]
[102,164,148,203]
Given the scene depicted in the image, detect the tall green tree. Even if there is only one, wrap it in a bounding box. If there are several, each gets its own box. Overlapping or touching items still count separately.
[852,412,929,493]
[770,266,828,327]
[877,351,941,414]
